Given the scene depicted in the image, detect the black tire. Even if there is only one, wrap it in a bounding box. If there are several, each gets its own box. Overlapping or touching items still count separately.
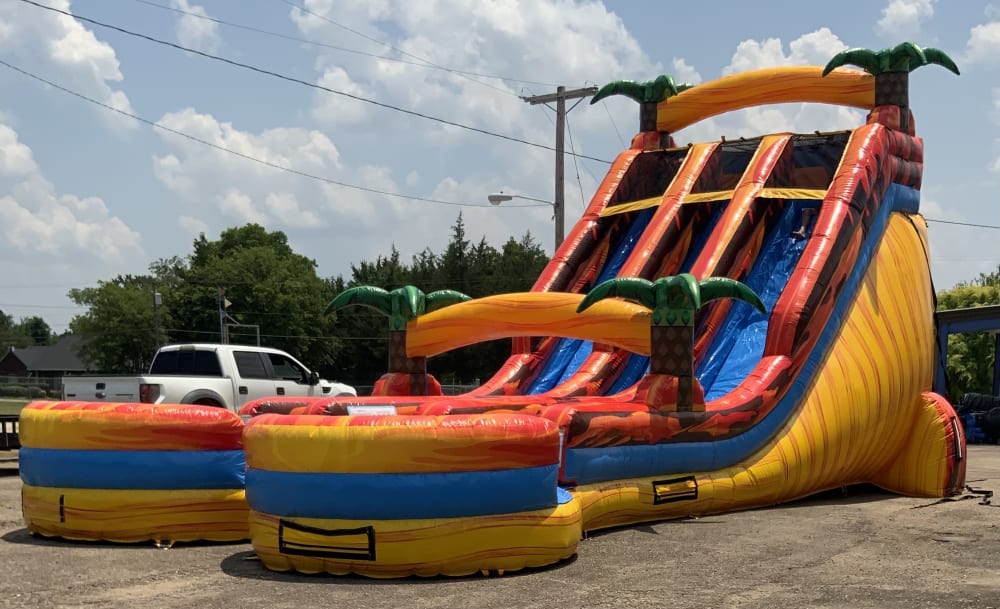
[981,406,1000,441]
[958,393,1000,415]
[192,399,224,408]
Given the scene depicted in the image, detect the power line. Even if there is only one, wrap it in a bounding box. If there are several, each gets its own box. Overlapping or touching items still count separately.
[925,218,1000,230]
[18,0,612,165]
[564,114,588,211]
[127,0,558,92]
[274,0,561,91]
[0,59,548,209]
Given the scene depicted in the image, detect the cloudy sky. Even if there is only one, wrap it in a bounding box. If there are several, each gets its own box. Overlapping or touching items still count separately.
[1,0,998,334]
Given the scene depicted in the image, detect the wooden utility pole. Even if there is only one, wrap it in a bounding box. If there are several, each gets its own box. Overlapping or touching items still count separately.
[521,85,597,248]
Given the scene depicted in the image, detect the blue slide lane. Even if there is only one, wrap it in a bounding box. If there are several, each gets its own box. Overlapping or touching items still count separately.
[562,184,916,484]
[526,208,655,394]
[603,202,728,395]
[699,201,816,400]
[18,447,246,490]
[246,464,560,519]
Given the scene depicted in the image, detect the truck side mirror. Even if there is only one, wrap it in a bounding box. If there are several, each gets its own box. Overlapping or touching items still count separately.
[308,370,320,386]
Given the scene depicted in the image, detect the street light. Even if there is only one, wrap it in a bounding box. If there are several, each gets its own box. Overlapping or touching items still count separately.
[487,191,563,247]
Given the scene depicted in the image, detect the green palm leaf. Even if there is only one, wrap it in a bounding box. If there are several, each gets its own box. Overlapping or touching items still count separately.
[591,74,690,105]
[324,286,391,316]
[699,277,766,313]
[425,289,472,313]
[921,47,960,75]
[822,48,879,76]
[652,274,700,326]
[327,285,463,331]
[591,80,646,104]
[824,43,961,76]
[577,277,656,312]
[388,286,425,330]
[886,41,927,72]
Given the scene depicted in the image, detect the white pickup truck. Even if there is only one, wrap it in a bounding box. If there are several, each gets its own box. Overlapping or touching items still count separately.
[61,344,356,412]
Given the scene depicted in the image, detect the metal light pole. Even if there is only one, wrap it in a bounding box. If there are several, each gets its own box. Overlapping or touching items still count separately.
[487,192,559,246]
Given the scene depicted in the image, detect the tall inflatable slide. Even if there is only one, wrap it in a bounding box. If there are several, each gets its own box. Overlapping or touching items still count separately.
[19,43,967,578]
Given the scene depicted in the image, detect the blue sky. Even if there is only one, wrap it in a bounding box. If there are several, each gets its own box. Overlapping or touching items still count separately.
[1,0,998,334]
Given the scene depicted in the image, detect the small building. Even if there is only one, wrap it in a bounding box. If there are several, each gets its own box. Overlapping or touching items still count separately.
[0,335,93,379]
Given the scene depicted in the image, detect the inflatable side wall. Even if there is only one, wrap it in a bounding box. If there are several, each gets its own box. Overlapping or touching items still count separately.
[19,402,249,544]
[243,413,581,577]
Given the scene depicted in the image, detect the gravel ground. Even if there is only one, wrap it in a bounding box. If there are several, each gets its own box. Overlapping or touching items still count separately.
[0,446,997,609]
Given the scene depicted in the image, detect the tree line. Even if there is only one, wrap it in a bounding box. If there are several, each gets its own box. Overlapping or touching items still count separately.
[4,220,996,402]
[61,216,549,387]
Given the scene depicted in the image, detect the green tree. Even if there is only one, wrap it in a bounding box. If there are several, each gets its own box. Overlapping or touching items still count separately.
[169,224,341,370]
[937,265,999,402]
[0,309,33,350]
[68,224,341,374]
[68,275,163,372]
[325,217,549,388]
[19,316,53,346]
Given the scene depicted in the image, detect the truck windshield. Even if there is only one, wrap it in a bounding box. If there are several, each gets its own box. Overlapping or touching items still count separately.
[149,350,223,376]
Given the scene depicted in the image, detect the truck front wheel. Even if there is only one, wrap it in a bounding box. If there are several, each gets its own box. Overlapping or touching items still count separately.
[192,399,224,408]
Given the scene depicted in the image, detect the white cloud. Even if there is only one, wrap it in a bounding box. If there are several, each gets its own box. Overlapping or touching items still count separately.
[0,125,38,176]
[265,192,323,227]
[671,58,701,85]
[171,0,221,54]
[0,0,135,131]
[288,0,660,143]
[178,215,208,235]
[151,108,395,237]
[218,189,266,224]
[310,67,371,125]
[876,0,935,39]
[961,21,1000,66]
[723,28,847,75]
[0,121,142,262]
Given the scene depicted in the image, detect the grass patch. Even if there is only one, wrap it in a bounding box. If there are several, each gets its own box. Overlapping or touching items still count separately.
[0,400,28,416]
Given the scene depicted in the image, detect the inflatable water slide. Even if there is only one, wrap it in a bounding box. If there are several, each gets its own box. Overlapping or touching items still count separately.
[19,44,967,578]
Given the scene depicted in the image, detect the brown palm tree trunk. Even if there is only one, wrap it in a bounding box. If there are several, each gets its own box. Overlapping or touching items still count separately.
[639,102,658,133]
[650,324,695,411]
[387,329,429,395]
[875,71,910,131]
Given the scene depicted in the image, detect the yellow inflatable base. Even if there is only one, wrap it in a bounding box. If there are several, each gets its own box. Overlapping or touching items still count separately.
[249,496,583,578]
[21,484,250,544]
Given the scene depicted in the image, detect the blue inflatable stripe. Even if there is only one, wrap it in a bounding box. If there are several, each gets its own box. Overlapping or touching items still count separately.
[605,354,650,395]
[700,201,814,398]
[603,201,729,396]
[563,183,910,484]
[528,208,655,395]
[556,486,574,504]
[246,464,560,519]
[19,447,246,490]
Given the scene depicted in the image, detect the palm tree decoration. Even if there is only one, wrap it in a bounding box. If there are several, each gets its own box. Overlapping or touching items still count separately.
[822,42,959,130]
[326,285,470,395]
[590,74,695,133]
[578,274,764,411]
